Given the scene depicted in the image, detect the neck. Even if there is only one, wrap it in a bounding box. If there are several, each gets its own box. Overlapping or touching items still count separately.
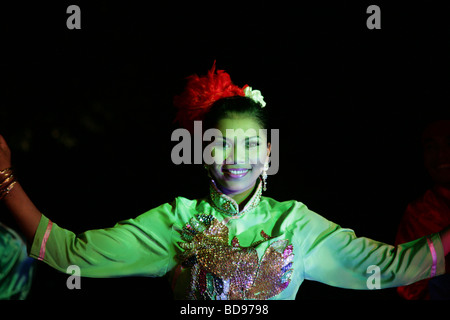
[219,182,256,206]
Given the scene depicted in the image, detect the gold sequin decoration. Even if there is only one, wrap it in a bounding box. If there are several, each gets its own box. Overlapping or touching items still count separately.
[177,214,294,300]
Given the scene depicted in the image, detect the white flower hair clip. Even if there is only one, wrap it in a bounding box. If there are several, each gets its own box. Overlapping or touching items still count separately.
[244,86,266,108]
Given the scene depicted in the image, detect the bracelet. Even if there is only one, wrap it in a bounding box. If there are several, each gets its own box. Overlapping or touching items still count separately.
[0,167,17,201]
[0,175,14,190]
[0,181,17,200]
[0,168,13,180]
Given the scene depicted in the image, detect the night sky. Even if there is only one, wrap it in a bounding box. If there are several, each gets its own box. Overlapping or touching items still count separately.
[1,2,449,300]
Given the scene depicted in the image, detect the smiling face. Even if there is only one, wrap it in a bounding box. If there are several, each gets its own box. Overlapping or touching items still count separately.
[205,117,271,195]
[422,120,450,188]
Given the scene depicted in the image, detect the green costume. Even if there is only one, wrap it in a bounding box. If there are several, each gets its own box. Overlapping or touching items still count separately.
[29,180,445,299]
[0,222,35,299]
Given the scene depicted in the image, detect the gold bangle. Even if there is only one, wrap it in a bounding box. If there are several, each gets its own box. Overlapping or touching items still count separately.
[0,180,17,201]
[0,168,17,201]
[0,174,15,189]
[0,168,13,175]
[0,168,13,182]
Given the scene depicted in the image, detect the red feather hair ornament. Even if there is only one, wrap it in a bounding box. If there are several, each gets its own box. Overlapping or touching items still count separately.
[173,61,248,132]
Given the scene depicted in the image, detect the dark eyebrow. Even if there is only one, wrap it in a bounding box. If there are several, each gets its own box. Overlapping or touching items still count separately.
[214,136,232,143]
[245,136,261,141]
[215,135,262,143]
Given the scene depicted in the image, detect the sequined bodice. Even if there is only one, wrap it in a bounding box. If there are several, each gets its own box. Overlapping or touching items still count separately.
[176,180,294,300]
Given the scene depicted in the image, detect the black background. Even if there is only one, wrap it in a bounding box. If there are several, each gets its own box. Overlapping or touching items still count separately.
[1,1,449,300]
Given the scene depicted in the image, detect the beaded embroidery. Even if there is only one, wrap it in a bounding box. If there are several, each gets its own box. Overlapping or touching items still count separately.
[209,179,262,217]
[177,214,294,300]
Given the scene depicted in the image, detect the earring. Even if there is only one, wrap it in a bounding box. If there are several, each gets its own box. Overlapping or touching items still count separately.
[262,162,269,191]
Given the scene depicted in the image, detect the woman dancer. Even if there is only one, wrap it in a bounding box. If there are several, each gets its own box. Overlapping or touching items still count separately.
[1,63,448,300]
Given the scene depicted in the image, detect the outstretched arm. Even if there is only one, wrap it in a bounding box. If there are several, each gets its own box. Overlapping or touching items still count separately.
[1,134,179,278]
[0,134,41,245]
[300,208,448,290]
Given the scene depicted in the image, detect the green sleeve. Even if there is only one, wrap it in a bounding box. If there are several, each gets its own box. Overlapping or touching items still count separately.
[299,209,446,289]
[29,202,178,278]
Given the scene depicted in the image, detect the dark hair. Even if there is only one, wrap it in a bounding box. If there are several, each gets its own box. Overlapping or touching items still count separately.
[203,96,269,133]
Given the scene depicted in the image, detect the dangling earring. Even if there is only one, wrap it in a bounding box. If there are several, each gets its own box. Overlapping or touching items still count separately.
[262,162,269,191]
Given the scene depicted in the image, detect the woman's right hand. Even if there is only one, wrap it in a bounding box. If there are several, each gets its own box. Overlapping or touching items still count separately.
[0,133,42,243]
[0,134,12,171]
